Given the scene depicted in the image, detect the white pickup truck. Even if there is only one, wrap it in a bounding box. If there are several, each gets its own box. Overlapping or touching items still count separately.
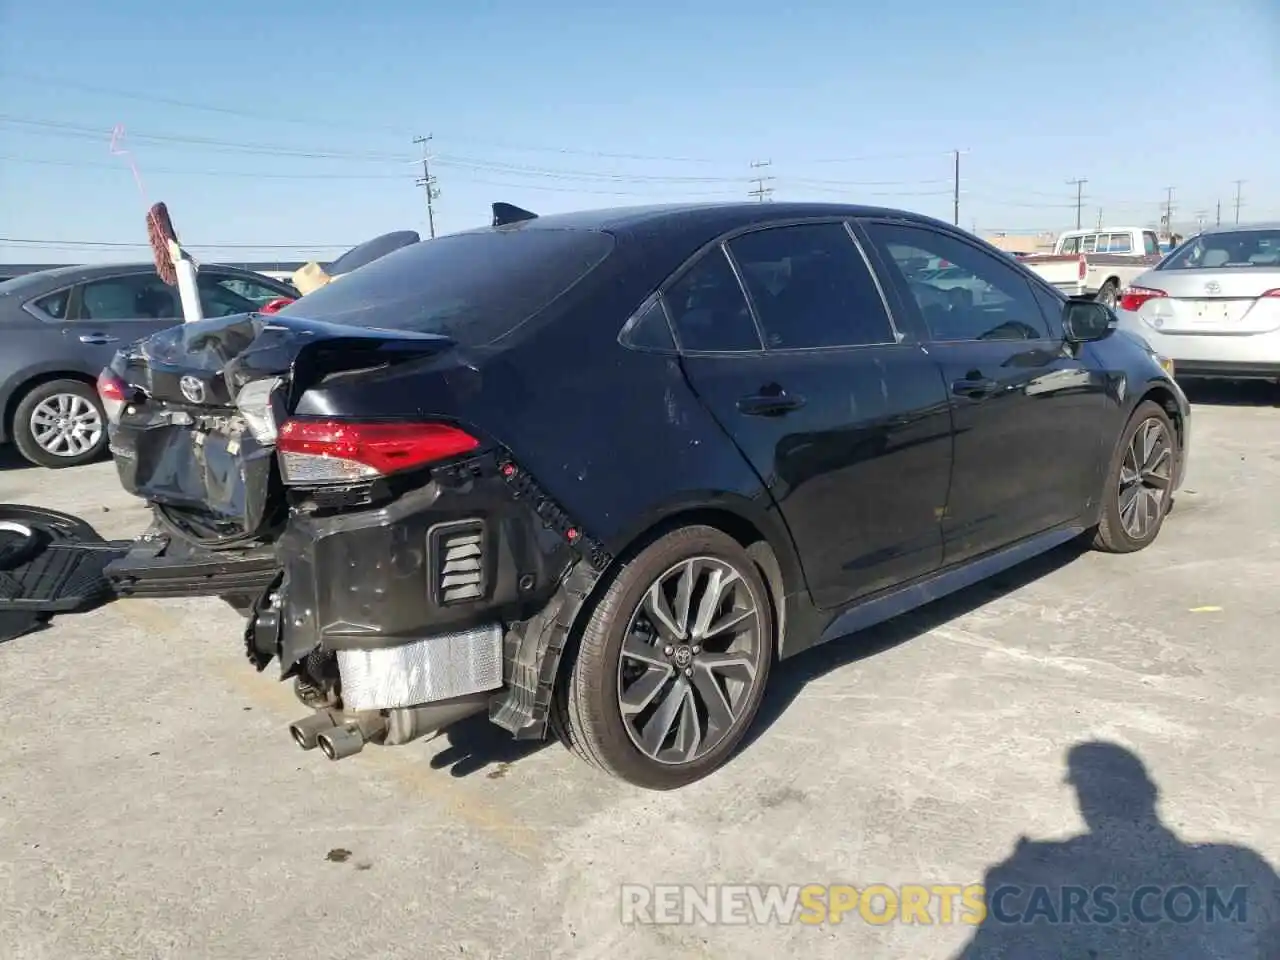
[1021,227,1164,308]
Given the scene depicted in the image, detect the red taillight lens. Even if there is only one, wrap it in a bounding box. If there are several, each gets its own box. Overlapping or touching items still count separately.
[260,297,294,314]
[1078,255,1087,281]
[1118,286,1168,312]
[1261,289,1280,298]
[276,419,480,484]
[96,369,127,423]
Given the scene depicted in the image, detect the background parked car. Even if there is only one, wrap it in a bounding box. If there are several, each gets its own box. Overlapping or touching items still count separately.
[1116,223,1280,382]
[0,263,295,468]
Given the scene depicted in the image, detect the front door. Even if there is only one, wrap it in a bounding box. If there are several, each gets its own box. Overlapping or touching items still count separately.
[859,220,1108,566]
[666,220,954,610]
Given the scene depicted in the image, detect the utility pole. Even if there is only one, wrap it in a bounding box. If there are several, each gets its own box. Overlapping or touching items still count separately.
[413,135,439,239]
[1233,180,1245,224]
[1216,199,1221,226]
[1066,178,1088,229]
[1163,186,1175,239]
[748,160,774,202]
[1096,207,1104,230]
[952,150,961,225]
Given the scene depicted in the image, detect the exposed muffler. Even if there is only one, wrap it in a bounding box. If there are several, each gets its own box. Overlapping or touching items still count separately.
[288,692,490,761]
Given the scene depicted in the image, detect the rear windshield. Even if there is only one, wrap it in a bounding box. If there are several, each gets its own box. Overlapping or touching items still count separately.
[276,226,615,343]
[1158,229,1280,270]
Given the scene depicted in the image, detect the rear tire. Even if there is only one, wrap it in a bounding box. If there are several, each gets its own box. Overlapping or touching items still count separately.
[1092,401,1177,553]
[1096,279,1119,309]
[552,525,774,790]
[12,379,108,469]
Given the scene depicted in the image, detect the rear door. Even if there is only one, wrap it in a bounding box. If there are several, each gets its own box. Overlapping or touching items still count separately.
[669,219,953,610]
[68,270,183,371]
[859,219,1108,565]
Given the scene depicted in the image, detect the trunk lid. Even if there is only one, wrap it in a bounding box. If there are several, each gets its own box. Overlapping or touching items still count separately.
[1133,268,1280,336]
[107,312,455,545]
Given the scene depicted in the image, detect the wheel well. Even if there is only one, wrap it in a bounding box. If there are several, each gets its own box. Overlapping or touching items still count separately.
[4,371,97,437]
[1140,384,1184,449]
[610,507,796,655]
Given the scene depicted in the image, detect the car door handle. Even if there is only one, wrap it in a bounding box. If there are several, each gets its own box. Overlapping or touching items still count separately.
[737,391,806,417]
[78,334,119,345]
[951,376,998,398]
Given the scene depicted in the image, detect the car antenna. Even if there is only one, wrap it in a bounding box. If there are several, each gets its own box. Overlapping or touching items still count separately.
[492,202,538,227]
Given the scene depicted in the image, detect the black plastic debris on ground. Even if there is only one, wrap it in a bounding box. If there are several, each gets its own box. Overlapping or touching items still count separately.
[0,505,132,641]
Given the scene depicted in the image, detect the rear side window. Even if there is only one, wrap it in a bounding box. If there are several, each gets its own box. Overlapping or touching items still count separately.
[1060,236,1080,254]
[664,247,761,353]
[276,227,615,345]
[727,223,896,348]
[33,288,70,319]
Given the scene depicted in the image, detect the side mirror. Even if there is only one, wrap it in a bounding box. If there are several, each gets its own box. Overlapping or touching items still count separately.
[1062,299,1114,343]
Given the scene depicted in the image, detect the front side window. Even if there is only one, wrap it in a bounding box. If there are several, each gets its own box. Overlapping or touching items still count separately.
[865,222,1052,343]
[78,274,180,322]
[210,274,292,306]
[663,247,760,353]
[726,222,896,349]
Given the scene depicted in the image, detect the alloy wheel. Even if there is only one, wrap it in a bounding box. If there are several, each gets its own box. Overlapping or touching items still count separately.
[29,393,103,458]
[616,556,763,765]
[1118,417,1172,540]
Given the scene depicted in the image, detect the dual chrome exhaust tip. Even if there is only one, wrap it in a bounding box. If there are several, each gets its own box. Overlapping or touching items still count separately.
[288,712,373,760]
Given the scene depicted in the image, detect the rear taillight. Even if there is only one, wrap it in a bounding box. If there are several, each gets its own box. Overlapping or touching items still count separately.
[1119,286,1167,312]
[1078,255,1087,281]
[1261,289,1280,298]
[276,419,480,485]
[235,377,282,444]
[96,369,127,424]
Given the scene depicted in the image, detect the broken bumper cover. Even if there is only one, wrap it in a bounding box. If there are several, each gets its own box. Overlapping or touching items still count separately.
[264,454,613,737]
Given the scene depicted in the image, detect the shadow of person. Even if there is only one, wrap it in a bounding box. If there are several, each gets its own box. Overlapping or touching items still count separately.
[955,741,1280,958]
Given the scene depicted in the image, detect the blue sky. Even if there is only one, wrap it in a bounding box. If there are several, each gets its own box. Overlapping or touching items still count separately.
[1,0,1277,263]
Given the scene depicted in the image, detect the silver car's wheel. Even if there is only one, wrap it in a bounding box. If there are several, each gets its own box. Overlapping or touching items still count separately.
[29,393,103,458]
[616,556,763,765]
[1118,416,1172,540]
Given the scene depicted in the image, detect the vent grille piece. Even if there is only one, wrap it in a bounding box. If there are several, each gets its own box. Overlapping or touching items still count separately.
[435,521,485,605]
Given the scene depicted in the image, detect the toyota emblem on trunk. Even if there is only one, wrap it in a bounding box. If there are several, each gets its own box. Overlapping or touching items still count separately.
[1205,281,1221,294]
[179,375,206,404]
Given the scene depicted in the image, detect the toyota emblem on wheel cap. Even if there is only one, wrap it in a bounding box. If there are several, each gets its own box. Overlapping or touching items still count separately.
[179,375,206,404]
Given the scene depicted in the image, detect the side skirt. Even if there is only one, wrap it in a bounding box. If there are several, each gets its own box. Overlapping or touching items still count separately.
[808,523,1086,649]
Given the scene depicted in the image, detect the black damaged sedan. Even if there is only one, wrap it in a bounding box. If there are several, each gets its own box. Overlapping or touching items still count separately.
[98,201,1189,789]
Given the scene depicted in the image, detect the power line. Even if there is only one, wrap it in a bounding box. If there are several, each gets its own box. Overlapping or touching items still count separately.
[748,160,775,202]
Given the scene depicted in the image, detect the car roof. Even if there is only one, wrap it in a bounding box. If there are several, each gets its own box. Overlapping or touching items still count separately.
[461,200,953,241]
[1193,221,1280,238]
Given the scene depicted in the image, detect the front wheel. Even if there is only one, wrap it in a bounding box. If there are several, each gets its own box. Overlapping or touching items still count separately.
[553,525,774,789]
[1092,400,1178,553]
